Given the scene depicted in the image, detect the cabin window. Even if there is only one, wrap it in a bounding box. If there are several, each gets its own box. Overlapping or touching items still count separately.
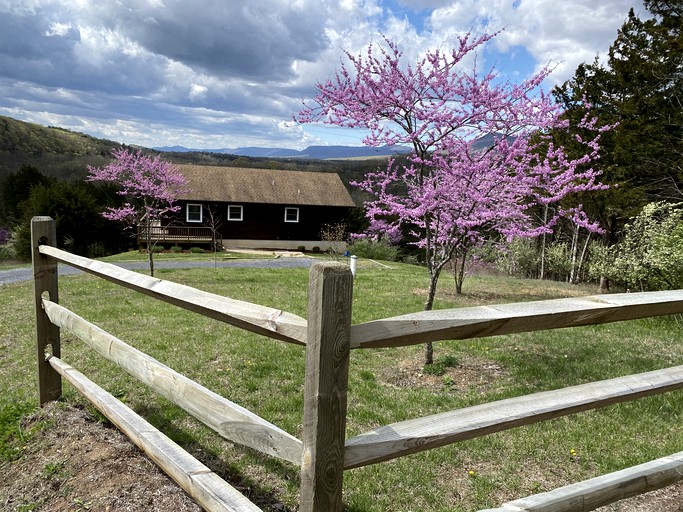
[284,207,299,223]
[227,204,243,221]
[186,204,202,223]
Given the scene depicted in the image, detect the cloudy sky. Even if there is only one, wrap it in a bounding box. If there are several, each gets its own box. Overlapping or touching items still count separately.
[0,0,645,150]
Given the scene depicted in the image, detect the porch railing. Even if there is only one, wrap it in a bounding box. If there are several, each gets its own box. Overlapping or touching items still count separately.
[137,225,221,247]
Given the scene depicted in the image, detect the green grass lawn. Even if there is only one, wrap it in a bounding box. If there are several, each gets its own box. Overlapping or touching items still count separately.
[1,257,681,511]
[99,248,278,262]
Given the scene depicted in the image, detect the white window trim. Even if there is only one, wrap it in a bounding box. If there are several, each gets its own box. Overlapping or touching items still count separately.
[284,207,299,223]
[227,204,243,221]
[186,203,203,223]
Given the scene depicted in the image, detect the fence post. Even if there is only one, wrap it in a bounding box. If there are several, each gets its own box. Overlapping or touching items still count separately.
[31,216,61,405]
[300,262,353,512]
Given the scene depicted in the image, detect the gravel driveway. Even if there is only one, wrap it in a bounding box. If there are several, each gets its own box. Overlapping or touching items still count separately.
[0,257,314,286]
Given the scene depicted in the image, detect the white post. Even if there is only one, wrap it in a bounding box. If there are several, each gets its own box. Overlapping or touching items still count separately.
[350,255,357,277]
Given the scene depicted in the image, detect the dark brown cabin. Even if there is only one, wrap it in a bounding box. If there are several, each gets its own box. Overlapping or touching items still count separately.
[153,165,356,250]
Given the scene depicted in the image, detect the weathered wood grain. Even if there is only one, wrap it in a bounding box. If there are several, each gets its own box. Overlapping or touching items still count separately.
[477,451,683,512]
[350,290,683,348]
[31,217,61,405]
[48,356,262,512]
[38,245,307,345]
[300,263,353,512]
[42,299,303,465]
[344,365,683,469]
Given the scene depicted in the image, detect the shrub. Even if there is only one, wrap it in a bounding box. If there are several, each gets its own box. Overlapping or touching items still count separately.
[349,237,398,261]
[495,238,539,278]
[0,240,15,261]
[87,242,106,259]
[609,202,683,291]
[297,245,306,252]
[544,242,571,282]
[312,246,321,253]
[320,223,347,258]
[151,245,165,253]
[189,247,204,254]
[11,222,30,261]
[587,243,612,284]
[170,246,183,253]
[0,228,15,261]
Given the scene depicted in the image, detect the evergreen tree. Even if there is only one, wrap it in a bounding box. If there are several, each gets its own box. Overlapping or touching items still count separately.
[14,180,128,260]
[0,165,54,223]
[553,0,682,217]
[549,1,681,291]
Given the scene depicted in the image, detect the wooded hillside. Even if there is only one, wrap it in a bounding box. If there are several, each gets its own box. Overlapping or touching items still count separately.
[0,116,122,180]
[0,115,381,192]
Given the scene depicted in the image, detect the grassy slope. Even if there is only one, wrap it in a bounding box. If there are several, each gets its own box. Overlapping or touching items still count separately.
[0,259,681,511]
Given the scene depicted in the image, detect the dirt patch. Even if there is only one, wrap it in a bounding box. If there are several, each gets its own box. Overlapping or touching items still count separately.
[0,403,203,512]
[595,483,683,511]
[377,352,511,393]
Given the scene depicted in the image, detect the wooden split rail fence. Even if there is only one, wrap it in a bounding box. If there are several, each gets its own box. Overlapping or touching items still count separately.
[31,216,683,512]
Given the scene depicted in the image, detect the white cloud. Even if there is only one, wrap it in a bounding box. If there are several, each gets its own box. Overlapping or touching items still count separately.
[0,0,645,149]
[45,21,73,37]
[188,84,208,101]
[499,0,635,75]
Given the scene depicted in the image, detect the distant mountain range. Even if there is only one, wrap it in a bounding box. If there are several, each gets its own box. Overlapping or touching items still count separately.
[154,133,513,160]
[154,144,413,160]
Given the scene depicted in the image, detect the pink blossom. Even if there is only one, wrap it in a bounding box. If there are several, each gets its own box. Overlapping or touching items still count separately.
[87,148,190,276]
[87,148,189,227]
[296,34,611,309]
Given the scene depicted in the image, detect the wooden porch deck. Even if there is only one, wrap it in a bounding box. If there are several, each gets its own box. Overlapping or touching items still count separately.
[137,226,222,248]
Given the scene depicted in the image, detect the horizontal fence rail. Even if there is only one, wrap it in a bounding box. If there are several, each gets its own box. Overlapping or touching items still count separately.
[38,245,307,345]
[479,451,683,512]
[344,365,683,469]
[42,299,303,465]
[350,290,683,348]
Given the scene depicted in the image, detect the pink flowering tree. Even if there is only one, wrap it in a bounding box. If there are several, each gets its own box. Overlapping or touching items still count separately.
[296,34,611,364]
[87,148,189,276]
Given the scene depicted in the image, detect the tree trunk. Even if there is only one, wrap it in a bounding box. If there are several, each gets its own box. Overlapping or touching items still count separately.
[539,204,549,280]
[424,342,434,366]
[149,249,155,277]
[599,275,610,293]
[145,220,155,277]
[569,225,580,284]
[423,272,439,366]
[575,232,591,284]
[452,251,467,295]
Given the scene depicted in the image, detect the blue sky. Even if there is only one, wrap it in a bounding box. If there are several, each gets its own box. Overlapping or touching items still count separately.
[0,0,645,150]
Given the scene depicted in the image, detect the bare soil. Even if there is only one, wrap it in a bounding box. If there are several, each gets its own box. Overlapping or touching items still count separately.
[1,403,203,512]
[377,352,512,393]
[1,397,680,511]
